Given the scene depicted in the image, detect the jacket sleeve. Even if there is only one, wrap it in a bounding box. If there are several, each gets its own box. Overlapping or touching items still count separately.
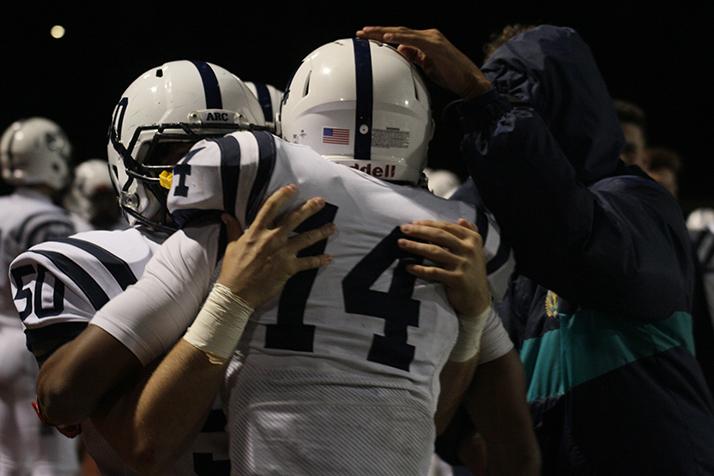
[450,91,693,321]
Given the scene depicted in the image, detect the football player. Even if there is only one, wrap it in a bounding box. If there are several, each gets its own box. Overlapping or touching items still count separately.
[64,159,125,231]
[245,81,283,133]
[7,61,318,475]
[80,39,516,475]
[0,117,79,475]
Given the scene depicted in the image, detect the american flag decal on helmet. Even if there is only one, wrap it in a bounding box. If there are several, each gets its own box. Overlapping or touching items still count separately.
[322,127,350,145]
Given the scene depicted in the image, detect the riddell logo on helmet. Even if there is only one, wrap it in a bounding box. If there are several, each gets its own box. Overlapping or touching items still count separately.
[350,163,396,178]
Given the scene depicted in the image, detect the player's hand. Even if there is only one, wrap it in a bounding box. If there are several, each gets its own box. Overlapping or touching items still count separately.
[356,26,492,99]
[217,184,335,309]
[398,218,491,317]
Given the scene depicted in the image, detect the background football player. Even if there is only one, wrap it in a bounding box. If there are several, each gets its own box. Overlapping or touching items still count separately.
[0,117,79,475]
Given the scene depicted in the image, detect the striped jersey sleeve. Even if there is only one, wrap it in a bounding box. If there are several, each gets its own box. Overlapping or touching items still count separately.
[9,234,141,365]
[167,130,277,230]
[470,203,515,302]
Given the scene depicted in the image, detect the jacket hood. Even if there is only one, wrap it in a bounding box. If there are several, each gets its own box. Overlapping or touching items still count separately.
[482,25,625,184]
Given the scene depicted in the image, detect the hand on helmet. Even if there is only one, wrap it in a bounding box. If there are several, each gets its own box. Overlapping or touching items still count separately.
[356,27,492,99]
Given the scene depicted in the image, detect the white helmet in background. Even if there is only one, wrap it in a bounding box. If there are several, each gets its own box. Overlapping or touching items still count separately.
[245,81,284,133]
[107,60,265,231]
[424,168,462,199]
[0,117,72,191]
[280,38,434,184]
[687,208,714,232]
[65,159,122,229]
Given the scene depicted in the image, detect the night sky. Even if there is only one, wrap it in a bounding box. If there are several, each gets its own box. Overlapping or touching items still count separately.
[2,1,711,211]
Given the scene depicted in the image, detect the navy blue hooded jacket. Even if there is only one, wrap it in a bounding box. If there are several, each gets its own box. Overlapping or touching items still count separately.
[449,25,714,475]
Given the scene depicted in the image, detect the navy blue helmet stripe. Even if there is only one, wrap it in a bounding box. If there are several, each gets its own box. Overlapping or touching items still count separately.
[29,250,110,310]
[4,121,21,173]
[51,238,137,290]
[253,82,274,123]
[213,135,242,216]
[246,131,277,224]
[191,61,223,109]
[353,39,373,160]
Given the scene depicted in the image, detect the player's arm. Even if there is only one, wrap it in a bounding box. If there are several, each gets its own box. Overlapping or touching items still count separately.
[397,218,492,433]
[91,185,336,474]
[462,349,541,476]
[10,241,142,429]
[37,325,142,426]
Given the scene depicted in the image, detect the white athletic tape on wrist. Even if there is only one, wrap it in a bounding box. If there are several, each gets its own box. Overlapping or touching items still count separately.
[449,305,494,362]
[183,283,254,363]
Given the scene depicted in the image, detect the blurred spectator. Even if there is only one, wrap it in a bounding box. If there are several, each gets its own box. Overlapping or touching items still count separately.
[646,147,681,197]
[614,99,647,167]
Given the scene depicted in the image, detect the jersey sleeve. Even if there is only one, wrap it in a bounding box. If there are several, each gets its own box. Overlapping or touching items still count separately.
[90,223,221,365]
[477,307,514,364]
[9,236,133,366]
[464,203,515,303]
[167,130,278,231]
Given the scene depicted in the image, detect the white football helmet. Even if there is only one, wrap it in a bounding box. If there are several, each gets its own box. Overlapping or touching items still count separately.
[0,117,72,191]
[280,38,434,184]
[64,159,122,229]
[107,60,265,231]
[245,81,284,133]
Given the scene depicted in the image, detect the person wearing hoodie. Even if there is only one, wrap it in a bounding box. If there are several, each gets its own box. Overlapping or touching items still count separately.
[357,25,714,475]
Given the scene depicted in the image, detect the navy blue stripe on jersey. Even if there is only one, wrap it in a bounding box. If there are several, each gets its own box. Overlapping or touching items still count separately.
[51,238,137,290]
[24,321,88,366]
[486,236,511,275]
[14,211,69,243]
[24,220,75,249]
[217,221,228,265]
[171,209,203,229]
[201,408,228,432]
[29,250,109,310]
[253,82,274,122]
[191,61,223,109]
[246,131,277,224]
[212,135,241,215]
[353,39,373,160]
[475,207,489,243]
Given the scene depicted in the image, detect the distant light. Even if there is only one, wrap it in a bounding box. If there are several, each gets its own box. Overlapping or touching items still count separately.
[50,25,65,39]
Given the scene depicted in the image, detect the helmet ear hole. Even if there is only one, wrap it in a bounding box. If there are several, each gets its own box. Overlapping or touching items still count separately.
[302,71,312,97]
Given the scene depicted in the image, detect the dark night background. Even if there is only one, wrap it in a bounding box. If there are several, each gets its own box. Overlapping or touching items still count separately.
[2,1,712,212]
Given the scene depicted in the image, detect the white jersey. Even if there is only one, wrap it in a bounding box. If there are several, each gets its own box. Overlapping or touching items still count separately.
[0,188,78,474]
[0,189,75,321]
[93,130,515,475]
[9,226,231,476]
